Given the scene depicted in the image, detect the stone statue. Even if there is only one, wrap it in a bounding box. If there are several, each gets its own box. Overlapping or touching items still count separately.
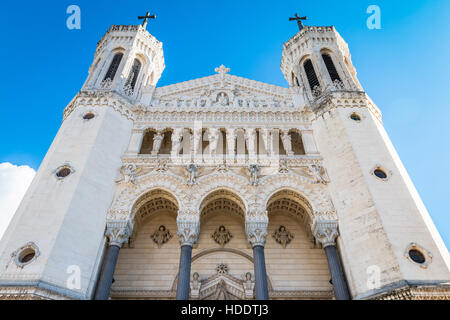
[123,164,137,184]
[171,128,183,155]
[243,272,255,298]
[245,128,256,157]
[261,128,273,156]
[151,225,173,248]
[190,272,201,299]
[208,128,219,157]
[248,164,259,186]
[272,225,294,248]
[151,132,164,155]
[212,225,233,247]
[186,164,198,185]
[281,130,293,155]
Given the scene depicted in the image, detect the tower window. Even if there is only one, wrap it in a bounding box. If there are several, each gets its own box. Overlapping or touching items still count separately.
[303,59,320,91]
[103,53,123,82]
[83,112,95,120]
[350,113,361,121]
[126,59,142,90]
[322,53,341,82]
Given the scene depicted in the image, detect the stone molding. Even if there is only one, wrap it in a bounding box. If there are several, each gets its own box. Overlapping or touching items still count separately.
[105,220,133,247]
[177,209,200,247]
[311,220,339,248]
[245,211,269,247]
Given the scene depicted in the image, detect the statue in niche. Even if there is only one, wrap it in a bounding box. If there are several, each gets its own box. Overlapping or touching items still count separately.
[151,225,173,248]
[260,128,273,156]
[212,225,233,247]
[278,159,289,173]
[186,163,198,185]
[308,164,330,184]
[281,130,293,155]
[151,132,164,155]
[272,225,294,248]
[208,128,219,156]
[171,128,183,155]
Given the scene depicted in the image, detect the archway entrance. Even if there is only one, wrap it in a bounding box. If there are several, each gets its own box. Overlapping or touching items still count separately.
[191,189,254,300]
[265,189,333,299]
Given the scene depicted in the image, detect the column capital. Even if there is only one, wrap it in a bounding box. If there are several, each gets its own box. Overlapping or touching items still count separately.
[312,220,339,248]
[105,220,132,247]
[245,210,268,247]
[177,209,200,247]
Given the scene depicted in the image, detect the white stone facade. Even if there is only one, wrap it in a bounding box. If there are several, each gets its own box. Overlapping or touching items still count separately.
[0,24,448,300]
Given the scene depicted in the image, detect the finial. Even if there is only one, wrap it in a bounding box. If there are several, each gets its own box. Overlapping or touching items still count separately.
[138,11,156,30]
[289,13,308,31]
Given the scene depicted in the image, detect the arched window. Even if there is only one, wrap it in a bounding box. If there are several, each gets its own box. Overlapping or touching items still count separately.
[126,59,142,90]
[103,53,123,81]
[303,59,320,91]
[322,53,341,82]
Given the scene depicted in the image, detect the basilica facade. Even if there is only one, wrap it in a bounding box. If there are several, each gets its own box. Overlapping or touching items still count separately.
[0,20,449,300]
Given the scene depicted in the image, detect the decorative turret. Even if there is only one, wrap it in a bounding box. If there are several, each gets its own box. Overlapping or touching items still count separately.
[281,26,363,103]
[82,23,165,105]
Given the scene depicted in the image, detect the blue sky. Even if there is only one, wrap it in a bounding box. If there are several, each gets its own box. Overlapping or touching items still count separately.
[0,1,449,247]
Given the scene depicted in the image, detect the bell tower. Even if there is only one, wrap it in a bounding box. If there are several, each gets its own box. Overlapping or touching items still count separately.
[281,25,450,299]
[82,23,165,105]
[0,22,165,299]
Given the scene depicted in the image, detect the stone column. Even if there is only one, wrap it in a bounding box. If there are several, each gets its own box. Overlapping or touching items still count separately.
[176,210,200,300]
[94,221,132,300]
[246,211,269,300]
[312,221,351,300]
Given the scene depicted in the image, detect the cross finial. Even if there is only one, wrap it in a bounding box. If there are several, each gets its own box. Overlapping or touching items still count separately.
[138,11,156,30]
[289,13,308,31]
[215,65,230,78]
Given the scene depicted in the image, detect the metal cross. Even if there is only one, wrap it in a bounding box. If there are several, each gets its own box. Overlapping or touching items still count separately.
[138,11,156,29]
[289,13,308,31]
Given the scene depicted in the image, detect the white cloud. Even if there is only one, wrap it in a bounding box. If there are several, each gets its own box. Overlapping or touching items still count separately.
[0,163,35,239]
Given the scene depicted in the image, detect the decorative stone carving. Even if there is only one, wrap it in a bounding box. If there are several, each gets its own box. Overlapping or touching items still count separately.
[278,160,289,173]
[190,272,201,299]
[151,132,164,155]
[212,225,233,247]
[150,225,173,248]
[248,164,259,186]
[242,272,255,298]
[312,220,339,248]
[122,163,137,184]
[308,164,330,184]
[245,128,256,158]
[105,220,132,247]
[177,210,200,247]
[216,263,229,275]
[260,128,273,156]
[186,164,198,185]
[226,128,236,160]
[246,211,268,247]
[272,225,294,248]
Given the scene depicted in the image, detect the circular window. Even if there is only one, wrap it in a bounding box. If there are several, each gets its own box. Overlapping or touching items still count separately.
[56,167,71,178]
[409,249,426,264]
[350,113,361,121]
[19,248,36,264]
[374,169,387,179]
[83,112,95,120]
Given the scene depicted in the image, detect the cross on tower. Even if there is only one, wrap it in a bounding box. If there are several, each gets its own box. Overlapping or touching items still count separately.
[138,11,156,30]
[289,13,308,31]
